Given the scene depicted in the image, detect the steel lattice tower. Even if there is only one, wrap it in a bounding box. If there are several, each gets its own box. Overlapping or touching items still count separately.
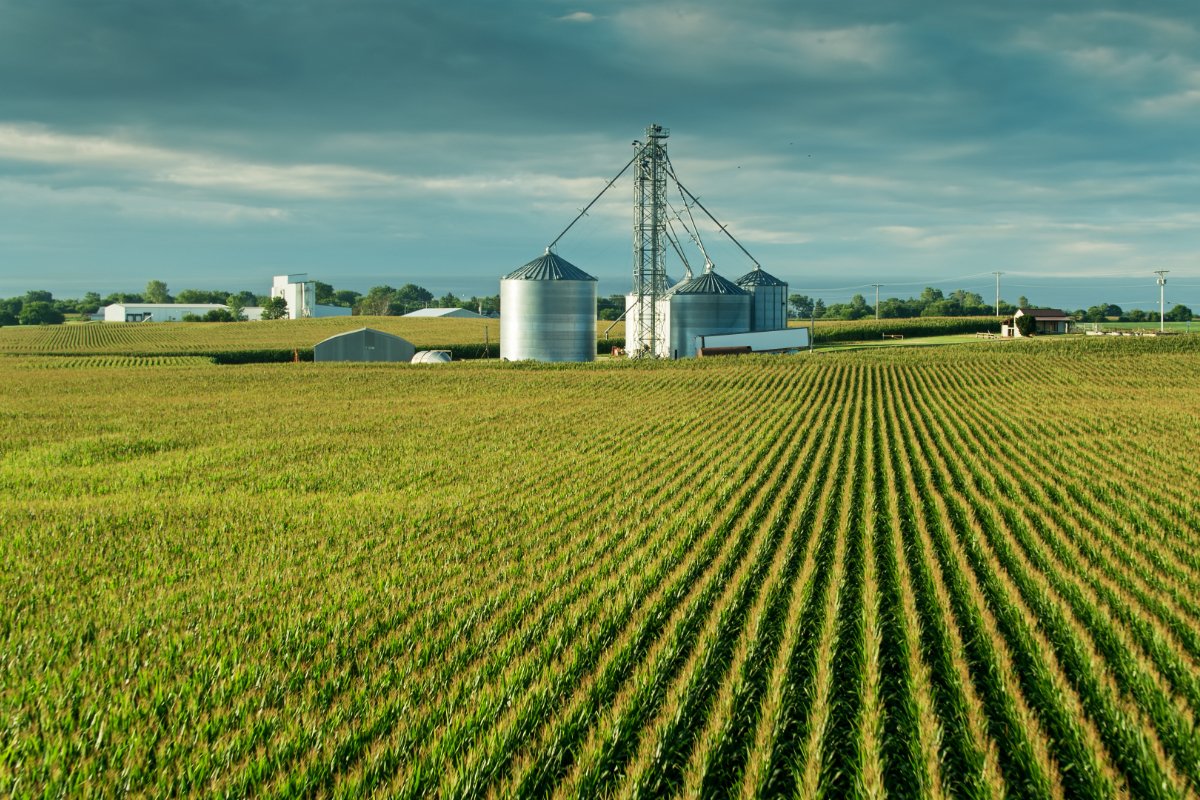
[631,124,670,357]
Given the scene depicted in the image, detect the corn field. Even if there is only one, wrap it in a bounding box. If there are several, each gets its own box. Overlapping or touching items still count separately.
[1,337,1198,797]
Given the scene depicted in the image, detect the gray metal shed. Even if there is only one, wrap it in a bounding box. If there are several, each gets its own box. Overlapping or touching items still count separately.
[313,328,416,362]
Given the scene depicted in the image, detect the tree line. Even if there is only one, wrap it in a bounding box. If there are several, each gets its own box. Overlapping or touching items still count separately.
[0,280,501,326]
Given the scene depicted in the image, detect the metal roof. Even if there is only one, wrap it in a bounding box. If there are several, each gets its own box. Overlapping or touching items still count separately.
[1017,307,1070,320]
[316,327,412,344]
[734,266,786,287]
[504,251,597,282]
[402,307,481,318]
[667,270,748,296]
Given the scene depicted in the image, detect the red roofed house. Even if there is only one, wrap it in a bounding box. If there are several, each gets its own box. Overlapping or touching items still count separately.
[1001,307,1073,337]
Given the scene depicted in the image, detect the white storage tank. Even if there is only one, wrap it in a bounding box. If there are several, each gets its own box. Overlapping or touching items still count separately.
[662,268,751,358]
[501,250,598,362]
[735,266,788,331]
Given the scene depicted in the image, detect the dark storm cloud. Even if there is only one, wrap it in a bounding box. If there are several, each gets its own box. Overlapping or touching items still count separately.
[1,0,1199,304]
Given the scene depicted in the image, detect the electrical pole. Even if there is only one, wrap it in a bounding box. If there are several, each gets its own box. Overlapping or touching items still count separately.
[992,271,1004,316]
[1155,270,1169,332]
[870,284,882,320]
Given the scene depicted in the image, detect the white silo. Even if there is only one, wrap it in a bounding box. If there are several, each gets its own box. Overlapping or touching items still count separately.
[735,266,789,331]
[500,250,598,362]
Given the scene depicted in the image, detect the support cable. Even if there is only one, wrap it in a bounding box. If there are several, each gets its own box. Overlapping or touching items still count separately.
[664,161,761,269]
[547,149,642,251]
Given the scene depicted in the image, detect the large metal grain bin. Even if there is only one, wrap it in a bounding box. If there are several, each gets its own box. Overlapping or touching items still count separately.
[313,328,416,362]
[663,268,750,358]
[501,250,598,362]
[735,266,788,331]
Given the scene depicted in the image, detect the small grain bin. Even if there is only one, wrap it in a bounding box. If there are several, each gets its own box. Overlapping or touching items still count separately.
[735,266,788,331]
[411,350,453,364]
[500,250,598,362]
[663,267,750,358]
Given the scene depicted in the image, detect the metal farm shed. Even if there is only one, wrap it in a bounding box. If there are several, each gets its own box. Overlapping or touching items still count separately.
[313,328,415,362]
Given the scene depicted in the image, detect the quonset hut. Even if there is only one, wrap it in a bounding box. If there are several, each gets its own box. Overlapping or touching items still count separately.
[313,328,415,362]
[500,250,598,362]
[735,266,788,331]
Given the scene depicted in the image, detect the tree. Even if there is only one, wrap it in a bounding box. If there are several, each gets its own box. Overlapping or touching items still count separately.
[79,292,103,314]
[1017,295,1029,308]
[437,292,460,308]
[261,297,289,320]
[1166,304,1194,322]
[919,287,944,306]
[788,294,815,318]
[1015,313,1036,336]
[145,280,171,304]
[0,310,17,327]
[357,285,396,316]
[19,301,65,325]
[396,283,434,305]
[202,308,237,322]
[24,290,53,304]
[176,289,225,304]
[813,298,826,319]
[225,294,247,321]
[333,289,361,308]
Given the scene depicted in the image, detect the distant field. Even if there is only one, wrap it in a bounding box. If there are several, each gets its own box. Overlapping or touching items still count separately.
[1081,320,1196,332]
[2,335,1198,797]
[0,317,502,356]
[790,316,1001,342]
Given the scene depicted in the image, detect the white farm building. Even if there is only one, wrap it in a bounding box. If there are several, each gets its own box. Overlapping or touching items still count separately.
[402,307,481,319]
[103,303,232,323]
[271,274,351,320]
[102,274,352,322]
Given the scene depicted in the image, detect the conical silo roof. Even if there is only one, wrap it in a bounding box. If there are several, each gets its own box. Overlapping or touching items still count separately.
[735,266,786,287]
[667,270,748,296]
[504,250,596,281]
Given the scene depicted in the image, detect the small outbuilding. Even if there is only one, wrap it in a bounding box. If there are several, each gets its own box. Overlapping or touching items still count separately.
[1001,308,1073,337]
[402,307,481,319]
[411,350,453,363]
[313,328,415,362]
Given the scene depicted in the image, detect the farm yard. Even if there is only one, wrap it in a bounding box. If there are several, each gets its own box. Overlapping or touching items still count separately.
[1,335,1199,798]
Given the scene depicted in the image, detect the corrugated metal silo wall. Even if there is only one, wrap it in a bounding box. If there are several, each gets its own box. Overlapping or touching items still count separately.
[500,279,597,362]
[666,294,751,358]
[749,284,788,331]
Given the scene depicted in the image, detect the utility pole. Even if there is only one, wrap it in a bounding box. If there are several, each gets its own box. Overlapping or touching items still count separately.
[1155,270,1169,332]
[992,271,1004,316]
[870,284,882,320]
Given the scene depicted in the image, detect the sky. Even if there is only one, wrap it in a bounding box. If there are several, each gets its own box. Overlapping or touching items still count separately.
[1,0,1199,311]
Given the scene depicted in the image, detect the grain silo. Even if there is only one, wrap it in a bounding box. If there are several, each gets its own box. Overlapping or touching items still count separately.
[662,267,750,358]
[500,250,598,362]
[735,266,788,331]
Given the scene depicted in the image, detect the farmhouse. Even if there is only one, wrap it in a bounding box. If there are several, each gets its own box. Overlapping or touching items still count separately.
[1001,307,1073,338]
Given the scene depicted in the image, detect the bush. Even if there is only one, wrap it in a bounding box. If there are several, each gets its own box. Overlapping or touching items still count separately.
[1015,314,1037,337]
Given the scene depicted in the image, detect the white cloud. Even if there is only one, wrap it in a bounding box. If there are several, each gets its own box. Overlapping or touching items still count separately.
[0,178,288,223]
[0,124,399,198]
[558,11,595,23]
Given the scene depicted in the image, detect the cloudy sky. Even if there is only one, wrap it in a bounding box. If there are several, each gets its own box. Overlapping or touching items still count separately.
[2,0,1199,310]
